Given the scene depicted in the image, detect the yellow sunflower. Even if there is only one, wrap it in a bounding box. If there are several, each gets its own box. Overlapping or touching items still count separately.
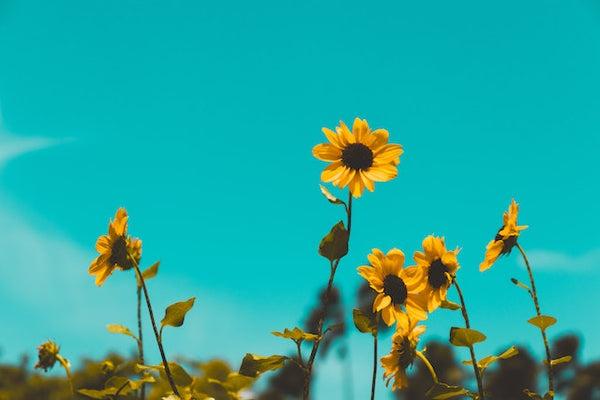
[381,322,426,391]
[357,248,428,328]
[89,208,142,286]
[413,235,460,313]
[480,199,528,272]
[312,118,403,198]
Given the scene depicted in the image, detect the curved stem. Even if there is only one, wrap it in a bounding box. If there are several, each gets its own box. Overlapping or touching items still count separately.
[136,284,146,400]
[132,260,181,397]
[303,191,354,400]
[516,243,554,396]
[416,350,439,384]
[370,324,378,400]
[56,354,74,394]
[453,279,484,400]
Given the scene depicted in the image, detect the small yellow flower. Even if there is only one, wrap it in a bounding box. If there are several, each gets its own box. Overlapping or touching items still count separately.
[413,235,460,313]
[34,340,60,372]
[89,208,142,286]
[357,249,428,328]
[381,322,426,391]
[312,118,403,198]
[480,199,528,271]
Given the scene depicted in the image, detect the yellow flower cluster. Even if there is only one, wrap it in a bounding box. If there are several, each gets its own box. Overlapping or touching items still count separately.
[357,236,460,389]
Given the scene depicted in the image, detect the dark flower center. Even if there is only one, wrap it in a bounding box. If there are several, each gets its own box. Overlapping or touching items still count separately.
[342,143,374,170]
[383,275,408,305]
[397,336,414,369]
[428,258,450,289]
[495,226,518,255]
[110,236,134,270]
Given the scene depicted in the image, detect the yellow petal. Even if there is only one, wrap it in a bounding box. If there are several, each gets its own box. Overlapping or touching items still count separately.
[312,143,342,161]
[349,174,365,197]
[363,163,398,182]
[321,127,343,148]
[352,118,369,142]
[321,161,345,182]
[95,236,111,253]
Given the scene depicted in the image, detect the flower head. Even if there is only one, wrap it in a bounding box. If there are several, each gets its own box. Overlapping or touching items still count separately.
[357,248,428,328]
[89,208,142,286]
[312,118,403,197]
[480,199,528,271]
[34,340,60,372]
[413,235,460,313]
[381,322,426,390]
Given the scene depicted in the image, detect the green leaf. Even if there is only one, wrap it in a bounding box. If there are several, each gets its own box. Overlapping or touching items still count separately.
[106,324,138,342]
[524,389,543,399]
[544,355,572,366]
[527,315,557,330]
[221,372,255,393]
[142,261,160,280]
[319,185,346,205]
[271,327,318,343]
[199,359,232,381]
[352,308,377,335]
[160,297,196,333]
[449,327,486,347]
[318,221,349,262]
[425,382,469,399]
[136,362,193,387]
[465,346,519,373]
[440,299,461,311]
[239,354,288,378]
[78,388,112,399]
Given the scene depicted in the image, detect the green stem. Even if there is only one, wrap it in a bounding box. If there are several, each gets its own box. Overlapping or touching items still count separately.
[303,191,354,400]
[136,283,146,400]
[453,279,484,400]
[416,350,439,384]
[516,243,554,396]
[56,354,74,394]
[132,259,181,397]
[370,321,378,400]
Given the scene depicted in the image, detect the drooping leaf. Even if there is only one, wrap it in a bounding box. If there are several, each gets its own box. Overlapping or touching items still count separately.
[425,382,469,399]
[160,297,196,333]
[106,324,138,342]
[463,346,519,373]
[511,277,531,292]
[318,221,349,262]
[449,327,486,347]
[239,354,288,378]
[527,315,557,330]
[271,327,318,343]
[319,184,346,205]
[352,308,377,335]
[440,299,461,311]
[142,261,160,280]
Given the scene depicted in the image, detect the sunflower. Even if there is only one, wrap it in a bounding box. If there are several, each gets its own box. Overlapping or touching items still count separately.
[357,248,428,328]
[381,322,426,391]
[89,208,142,286]
[480,199,528,272]
[413,235,460,313]
[312,118,403,198]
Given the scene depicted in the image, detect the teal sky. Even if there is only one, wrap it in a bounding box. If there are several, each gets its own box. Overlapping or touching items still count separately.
[1,0,599,398]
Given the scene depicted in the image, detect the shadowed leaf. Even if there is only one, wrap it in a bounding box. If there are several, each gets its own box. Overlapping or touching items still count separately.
[449,327,486,347]
[271,327,318,343]
[440,299,461,311]
[353,308,377,335]
[239,354,288,378]
[142,261,160,280]
[425,382,469,399]
[160,297,196,333]
[318,221,349,262]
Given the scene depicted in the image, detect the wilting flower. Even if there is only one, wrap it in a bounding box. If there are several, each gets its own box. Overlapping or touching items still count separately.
[357,248,428,328]
[34,340,60,372]
[413,235,460,313]
[89,208,142,286]
[312,118,403,198]
[381,322,426,390]
[480,199,528,271]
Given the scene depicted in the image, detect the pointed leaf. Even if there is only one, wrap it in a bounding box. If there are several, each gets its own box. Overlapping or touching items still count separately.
[318,221,349,262]
[425,382,469,399]
[142,261,160,280]
[353,308,377,335]
[449,327,486,347]
[472,346,519,373]
[271,327,318,342]
[160,297,196,332]
[106,324,138,342]
[440,299,461,311]
[319,185,345,205]
[527,315,557,330]
[239,354,288,378]
[544,355,572,366]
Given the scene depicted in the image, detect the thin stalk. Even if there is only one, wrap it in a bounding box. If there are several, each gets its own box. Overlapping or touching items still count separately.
[56,354,74,394]
[453,279,484,400]
[416,350,439,384]
[302,191,354,400]
[131,258,181,397]
[516,243,554,396]
[136,283,146,400]
[370,325,378,400]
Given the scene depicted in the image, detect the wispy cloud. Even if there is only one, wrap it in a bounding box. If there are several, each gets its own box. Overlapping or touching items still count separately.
[518,248,600,272]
